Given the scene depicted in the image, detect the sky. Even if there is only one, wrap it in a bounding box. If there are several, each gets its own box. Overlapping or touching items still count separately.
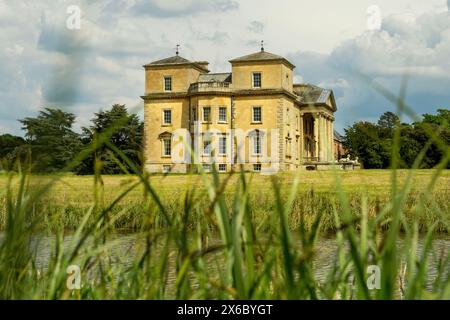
[0,0,449,136]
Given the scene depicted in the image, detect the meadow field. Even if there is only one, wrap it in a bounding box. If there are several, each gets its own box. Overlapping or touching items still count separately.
[1,169,448,233]
[0,168,449,299]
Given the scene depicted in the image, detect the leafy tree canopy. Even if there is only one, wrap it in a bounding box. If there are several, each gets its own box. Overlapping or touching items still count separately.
[77,104,144,175]
[0,134,25,158]
[344,110,449,169]
[19,108,82,172]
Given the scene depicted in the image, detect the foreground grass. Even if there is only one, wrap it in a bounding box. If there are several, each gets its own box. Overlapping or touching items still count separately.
[0,165,449,300]
[1,170,449,233]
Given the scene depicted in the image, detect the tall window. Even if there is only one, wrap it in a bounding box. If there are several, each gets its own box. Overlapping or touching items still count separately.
[163,138,171,156]
[203,107,211,122]
[253,72,262,88]
[219,135,227,155]
[252,106,262,123]
[163,109,172,125]
[218,107,227,122]
[253,132,262,155]
[164,76,172,91]
[203,138,212,156]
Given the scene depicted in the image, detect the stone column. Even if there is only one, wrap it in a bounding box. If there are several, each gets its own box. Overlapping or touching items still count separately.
[323,115,328,162]
[326,117,330,162]
[328,118,332,161]
[319,114,326,162]
[299,113,304,162]
[324,115,330,162]
[330,118,335,161]
[324,117,327,161]
[313,114,319,161]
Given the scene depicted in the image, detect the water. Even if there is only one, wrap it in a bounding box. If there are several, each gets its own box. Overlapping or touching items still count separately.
[2,232,449,296]
[29,233,450,284]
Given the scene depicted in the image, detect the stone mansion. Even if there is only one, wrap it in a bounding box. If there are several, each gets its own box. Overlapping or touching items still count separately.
[142,47,338,173]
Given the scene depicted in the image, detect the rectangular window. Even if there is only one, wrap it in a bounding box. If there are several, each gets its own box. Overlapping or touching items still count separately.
[203,138,212,156]
[163,109,172,125]
[253,133,262,155]
[218,164,227,172]
[218,107,227,122]
[163,138,171,156]
[253,72,261,88]
[252,106,262,123]
[253,164,262,172]
[162,165,171,173]
[203,107,211,122]
[219,135,227,155]
[164,76,172,91]
[202,164,211,172]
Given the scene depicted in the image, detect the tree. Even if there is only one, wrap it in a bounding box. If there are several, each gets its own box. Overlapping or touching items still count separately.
[377,111,400,139]
[377,111,400,130]
[413,109,450,168]
[0,134,25,158]
[19,108,82,172]
[77,104,144,175]
[344,109,450,169]
[0,134,28,171]
[344,121,390,169]
[421,109,450,126]
[399,124,423,168]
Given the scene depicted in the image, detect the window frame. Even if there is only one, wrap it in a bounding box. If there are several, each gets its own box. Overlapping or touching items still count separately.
[162,109,172,125]
[162,137,172,157]
[163,76,172,92]
[218,106,227,123]
[252,106,262,123]
[203,137,212,156]
[253,164,262,172]
[162,165,171,173]
[253,132,262,156]
[203,106,212,123]
[252,72,262,88]
[218,135,227,156]
[218,164,227,172]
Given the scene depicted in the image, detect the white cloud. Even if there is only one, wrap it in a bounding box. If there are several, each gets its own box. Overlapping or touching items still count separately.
[0,0,448,136]
[289,9,450,131]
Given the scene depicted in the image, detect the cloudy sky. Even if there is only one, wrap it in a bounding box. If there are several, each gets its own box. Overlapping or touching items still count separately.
[1,0,449,136]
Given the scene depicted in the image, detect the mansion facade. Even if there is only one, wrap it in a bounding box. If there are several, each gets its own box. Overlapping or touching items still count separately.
[142,48,338,173]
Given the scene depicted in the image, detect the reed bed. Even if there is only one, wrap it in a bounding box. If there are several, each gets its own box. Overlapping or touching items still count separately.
[0,162,449,299]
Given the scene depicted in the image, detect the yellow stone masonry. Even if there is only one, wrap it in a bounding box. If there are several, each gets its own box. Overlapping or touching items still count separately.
[141,50,337,173]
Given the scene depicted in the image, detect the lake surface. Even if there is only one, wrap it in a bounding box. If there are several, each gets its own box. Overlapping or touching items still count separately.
[1,232,449,295]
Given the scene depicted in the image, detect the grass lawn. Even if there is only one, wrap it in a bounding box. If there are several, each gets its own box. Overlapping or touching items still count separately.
[1,169,449,204]
[0,169,448,233]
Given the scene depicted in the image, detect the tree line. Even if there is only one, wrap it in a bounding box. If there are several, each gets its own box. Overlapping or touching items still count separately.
[0,106,448,173]
[344,109,450,169]
[0,104,143,174]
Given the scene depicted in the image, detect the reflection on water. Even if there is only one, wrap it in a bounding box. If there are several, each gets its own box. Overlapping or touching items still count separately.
[24,232,450,293]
